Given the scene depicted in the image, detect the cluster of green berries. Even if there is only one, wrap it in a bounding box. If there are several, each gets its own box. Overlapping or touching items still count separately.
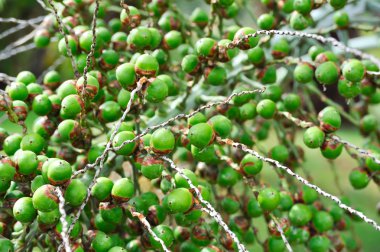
[0,0,379,251]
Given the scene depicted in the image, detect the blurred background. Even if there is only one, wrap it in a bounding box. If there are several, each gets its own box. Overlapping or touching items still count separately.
[1,0,380,250]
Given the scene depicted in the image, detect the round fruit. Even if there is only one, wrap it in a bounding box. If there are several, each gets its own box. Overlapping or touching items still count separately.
[145,78,168,103]
[188,123,214,149]
[289,204,312,226]
[47,159,72,185]
[294,63,314,83]
[257,99,277,119]
[349,168,370,189]
[32,184,59,212]
[13,197,37,223]
[258,188,280,211]
[112,131,137,156]
[315,62,340,85]
[303,126,325,149]
[150,128,175,154]
[163,188,193,213]
[64,179,87,207]
[111,178,134,202]
[318,106,341,132]
[313,211,334,232]
[342,59,365,82]
[91,177,114,201]
[135,54,159,77]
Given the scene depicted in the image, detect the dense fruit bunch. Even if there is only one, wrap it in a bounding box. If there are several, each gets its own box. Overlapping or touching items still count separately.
[0,0,380,251]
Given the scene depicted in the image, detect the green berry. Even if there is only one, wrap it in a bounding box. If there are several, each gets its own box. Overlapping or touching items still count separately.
[47,159,72,185]
[163,188,193,213]
[272,38,291,59]
[315,62,340,85]
[318,106,341,132]
[181,55,200,74]
[163,30,183,50]
[233,27,259,50]
[257,13,275,30]
[320,138,343,159]
[349,168,370,189]
[146,78,168,103]
[190,8,209,28]
[13,197,37,223]
[64,179,87,207]
[294,63,314,83]
[16,71,36,85]
[247,46,266,66]
[188,123,214,149]
[208,115,232,138]
[257,99,277,119]
[195,38,218,58]
[289,204,312,226]
[342,59,365,82]
[308,235,331,252]
[91,177,114,202]
[3,134,22,156]
[217,167,241,187]
[270,145,290,163]
[337,77,361,98]
[8,82,28,101]
[21,133,45,154]
[283,93,301,112]
[60,94,84,119]
[303,126,325,148]
[258,188,280,211]
[150,128,175,154]
[313,211,334,232]
[150,225,174,249]
[15,150,38,175]
[32,94,52,116]
[135,54,159,77]
[112,131,137,156]
[32,184,59,212]
[334,11,349,28]
[293,0,313,14]
[360,114,377,134]
[289,12,309,30]
[111,178,134,202]
[174,169,198,189]
[240,154,263,176]
[98,101,122,122]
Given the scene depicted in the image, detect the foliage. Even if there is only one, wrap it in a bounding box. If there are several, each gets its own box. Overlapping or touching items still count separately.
[0,0,380,252]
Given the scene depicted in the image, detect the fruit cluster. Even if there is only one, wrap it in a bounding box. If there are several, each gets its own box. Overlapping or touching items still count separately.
[0,0,379,251]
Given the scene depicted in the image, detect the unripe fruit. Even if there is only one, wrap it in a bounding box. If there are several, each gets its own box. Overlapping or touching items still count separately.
[32,94,52,116]
[150,128,175,154]
[135,54,159,77]
[342,59,365,82]
[120,6,141,26]
[34,29,50,48]
[315,62,340,85]
[47,159,72,185]
[204,66,227,86]
[334,11,349,28]
[181,55,200,74]
[246,197,263,217]
[294,63,314,83]
[99,203,123,224]
[233,27,259,50]
[258,188,280,211]
[318,106,341,132]
[98,101,122,122]
[150,225,174,249]
[0,162,16,181]
[64,179,87,207]
[270,145,290,163]
[349,168,370,189]
[289,204,312,226]
[127,27,152,50]
[289,12,309,30]
[257,99,277,119]
[15,150,38,175]
[188,123,214,149]
[272,38,291,59]
[141,156,164,179]
[163,188,193,213]
[247,46,266,66]
[195,38,218,58]
[293,0,313,14]
[13,197,37,223]
[190,8,209,28]
[91,177,114,202]
[240,154,263,176]
[283,93,301,112]
[221,196,240,214]
[208,115,232,138]
[32,184,59,212]
[365,154,380,172]
[308,235,331,252]
[8,82,28,101]
[337,78,361,98]
[218,39,238,62]
[163,30,183,50]
[217,167,241,187]
[111,178,134,202]
[21,133,45,154]
[16,71,36,85]
[360,114,377,134]
[145,78,168,103]
[37,208,60,225]
[303,126,325,148]
[91,231,114,252]
[116,63,136,88]
[112,131,137,156]
[257,13,276,30]
[43,70,61,90]
[320,138,343,159]
[329,0,347,9]
[174,169,199,188]
[313,211,334,232]
[3,134,22,156]
[60,94,84,119]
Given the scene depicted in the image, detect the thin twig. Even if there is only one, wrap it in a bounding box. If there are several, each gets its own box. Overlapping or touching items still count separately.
[55,187,72,252]
[217,137,380,232]
[161,156,248,252]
